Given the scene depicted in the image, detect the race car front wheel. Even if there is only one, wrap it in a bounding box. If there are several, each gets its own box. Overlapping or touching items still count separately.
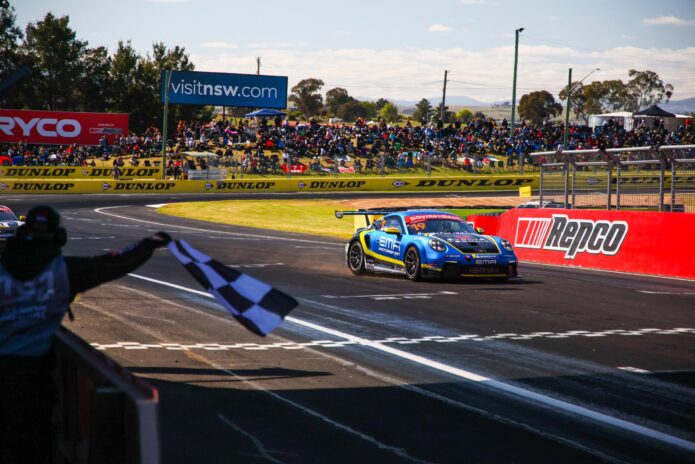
[348,241,366,275]
[404,246,422,281]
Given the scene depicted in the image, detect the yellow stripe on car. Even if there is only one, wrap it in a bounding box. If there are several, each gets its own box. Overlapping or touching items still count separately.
[359,231,405,266]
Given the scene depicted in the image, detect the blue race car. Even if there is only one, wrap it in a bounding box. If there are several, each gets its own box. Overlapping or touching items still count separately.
[336,209,518,281]
[0,205,25,255]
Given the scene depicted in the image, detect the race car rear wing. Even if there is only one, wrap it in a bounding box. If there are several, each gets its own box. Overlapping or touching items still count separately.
[335,209,403,226]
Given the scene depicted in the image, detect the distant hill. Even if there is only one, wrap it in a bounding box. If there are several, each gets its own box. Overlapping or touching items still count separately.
[377,95,489,110]
[661,98,695,115]
[356,95,695,115]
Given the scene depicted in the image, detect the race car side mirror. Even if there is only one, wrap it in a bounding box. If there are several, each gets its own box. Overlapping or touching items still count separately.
[335,211,344,219]
[476,227,485,234]
[383,227,401,235]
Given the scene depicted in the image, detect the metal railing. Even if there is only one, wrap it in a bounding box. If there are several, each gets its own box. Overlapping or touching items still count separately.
[531,145,695,212]
[53,328,160,464]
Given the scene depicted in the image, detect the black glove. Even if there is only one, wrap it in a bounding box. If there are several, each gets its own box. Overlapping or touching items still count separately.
[148,231,172,248]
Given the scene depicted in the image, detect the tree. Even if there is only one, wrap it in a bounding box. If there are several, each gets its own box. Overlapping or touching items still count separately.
[109,41,141,116]
[558,81,588,123]
[337,100,368,122]
[375,98,389,111]
[518,90,562,125]
[456,108,473,123]
[289,78,324,117]
[147,42,208,133]
[0,0,24,107]
[624,69,673,112]
[78,46,112,112]
[325,87,350,115]
[412,98,432,124]
[379,101,399,122]
[434,102,453,123]
[360,101,378,119]
[22,13,87,110]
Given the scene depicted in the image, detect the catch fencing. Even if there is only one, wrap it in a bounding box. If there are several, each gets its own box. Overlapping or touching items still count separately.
[531,145,695,212]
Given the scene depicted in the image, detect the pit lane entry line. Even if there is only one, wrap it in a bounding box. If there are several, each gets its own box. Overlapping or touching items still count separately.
[128,272,695,454]
[94,206,342,247]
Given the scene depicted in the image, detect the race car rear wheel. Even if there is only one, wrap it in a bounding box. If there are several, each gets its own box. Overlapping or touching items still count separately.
[404,246,422,281]
[348,240,366,275]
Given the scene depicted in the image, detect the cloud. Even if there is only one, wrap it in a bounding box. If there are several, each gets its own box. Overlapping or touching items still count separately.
[144,0,188,3]
[620,34,634,40]
[190,45,695,103]
[429,24,452,32]
[201,41,237,49]
[642,15,695,26]
[249,42,308,49]
[460,0,485,4]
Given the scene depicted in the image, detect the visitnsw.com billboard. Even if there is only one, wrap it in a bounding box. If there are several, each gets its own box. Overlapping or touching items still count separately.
[161,71,288,109]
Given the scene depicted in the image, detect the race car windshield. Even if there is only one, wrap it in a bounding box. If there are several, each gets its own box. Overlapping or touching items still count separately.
[408,219,475,235]
[0,210,17,221]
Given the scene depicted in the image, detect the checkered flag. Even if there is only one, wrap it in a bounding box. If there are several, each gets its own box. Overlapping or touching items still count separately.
[168,240,298,336]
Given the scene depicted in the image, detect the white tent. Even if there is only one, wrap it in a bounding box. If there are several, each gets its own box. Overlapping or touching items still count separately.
[588,112,634,131]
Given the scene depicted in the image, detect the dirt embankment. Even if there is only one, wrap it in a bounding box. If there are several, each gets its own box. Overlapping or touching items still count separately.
[335,196,528,209]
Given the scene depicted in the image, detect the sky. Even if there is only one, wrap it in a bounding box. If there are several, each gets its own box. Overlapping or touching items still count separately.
[11,0,695,104]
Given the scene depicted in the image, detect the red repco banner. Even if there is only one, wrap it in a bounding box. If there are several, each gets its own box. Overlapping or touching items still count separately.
[494,208,695,279]
[0,109,128,146]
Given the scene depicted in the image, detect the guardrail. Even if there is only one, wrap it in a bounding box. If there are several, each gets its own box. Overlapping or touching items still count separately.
[53,328,159,464]
[531,145,695,212]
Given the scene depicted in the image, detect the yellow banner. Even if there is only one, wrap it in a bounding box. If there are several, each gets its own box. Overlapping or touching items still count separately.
[0,166,162,179]
[519,185,532,197]
[0,175,539,194]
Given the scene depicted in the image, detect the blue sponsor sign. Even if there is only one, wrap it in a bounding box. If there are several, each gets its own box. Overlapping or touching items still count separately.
[161,71,288,109]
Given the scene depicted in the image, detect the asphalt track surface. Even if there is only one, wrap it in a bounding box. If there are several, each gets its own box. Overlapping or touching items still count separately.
[4,193,695,464]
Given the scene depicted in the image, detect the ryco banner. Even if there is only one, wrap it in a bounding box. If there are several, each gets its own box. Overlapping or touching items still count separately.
[162,71,288,109]
[0,109,128,145]
[495,208,695,279]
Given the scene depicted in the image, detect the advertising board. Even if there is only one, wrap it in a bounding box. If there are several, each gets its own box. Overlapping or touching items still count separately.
[162,71,288,109]
[495,208,695,279]
[0,109,128,146]
[0,166,161,179]
[0,175,540,194]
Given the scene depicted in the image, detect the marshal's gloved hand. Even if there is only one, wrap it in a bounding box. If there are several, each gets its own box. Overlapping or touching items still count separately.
[146,231,172,248]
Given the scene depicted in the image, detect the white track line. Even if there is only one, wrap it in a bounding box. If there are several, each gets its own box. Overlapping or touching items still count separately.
[79,293,429,464]
[524,260,695,283]
[99,206,695,452]
[126,272,695,454]
[217,414,286,464]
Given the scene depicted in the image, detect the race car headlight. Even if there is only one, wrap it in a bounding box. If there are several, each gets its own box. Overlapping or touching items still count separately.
[501,239,514,252]
[428,238,447,252]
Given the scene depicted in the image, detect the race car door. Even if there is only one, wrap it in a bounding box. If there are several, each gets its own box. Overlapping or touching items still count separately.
[367,214,404,265]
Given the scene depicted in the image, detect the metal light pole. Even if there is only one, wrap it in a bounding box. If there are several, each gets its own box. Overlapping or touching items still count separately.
[563,68,573,150]
[563,67,599,149]
[161,69,172,179]
[509,27,524,140]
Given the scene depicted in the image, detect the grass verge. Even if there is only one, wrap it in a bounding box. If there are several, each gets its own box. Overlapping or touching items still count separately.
[157,200,505,239]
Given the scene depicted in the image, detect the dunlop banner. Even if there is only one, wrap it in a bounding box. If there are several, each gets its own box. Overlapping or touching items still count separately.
[0,166,162,179]
[0,175,539,194]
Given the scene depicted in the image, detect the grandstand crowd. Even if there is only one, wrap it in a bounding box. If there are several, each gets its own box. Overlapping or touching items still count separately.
[1,115,693,175]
